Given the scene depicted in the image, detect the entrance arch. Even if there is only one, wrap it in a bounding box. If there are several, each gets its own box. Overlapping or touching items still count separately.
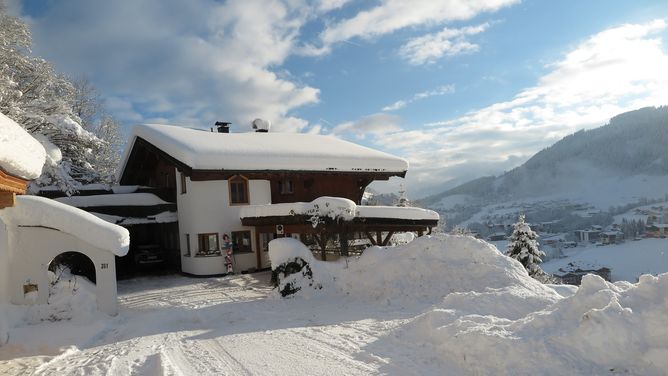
[48,251,97,284]
[9,226,120,315]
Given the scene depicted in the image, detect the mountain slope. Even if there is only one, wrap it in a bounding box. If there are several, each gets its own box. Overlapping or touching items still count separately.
[421,106,668,225]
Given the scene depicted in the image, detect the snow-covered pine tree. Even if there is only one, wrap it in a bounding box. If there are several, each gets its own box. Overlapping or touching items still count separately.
[506,214,546,277]
[0,3,119,193]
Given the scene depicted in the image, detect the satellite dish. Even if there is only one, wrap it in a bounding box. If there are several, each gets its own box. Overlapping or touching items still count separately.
[252,118,271,132]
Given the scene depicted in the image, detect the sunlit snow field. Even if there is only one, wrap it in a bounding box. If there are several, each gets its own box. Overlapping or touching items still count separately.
[2,235,668,375]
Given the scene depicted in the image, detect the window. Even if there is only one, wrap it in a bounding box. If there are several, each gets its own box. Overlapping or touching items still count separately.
[229,175,249,205]
[184,233,191,256]
[197,233,220,256]
[278,180,294,194]
[232,231,252,254]
[180,172,187,194]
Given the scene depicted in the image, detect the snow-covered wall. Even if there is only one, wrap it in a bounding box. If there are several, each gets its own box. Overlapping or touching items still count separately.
[0,196,129,316]
[0,219,8,305]
[177,171,271,275]
[9,227,119,315]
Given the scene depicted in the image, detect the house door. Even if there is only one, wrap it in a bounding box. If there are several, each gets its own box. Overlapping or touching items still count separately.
[258,232,276,269]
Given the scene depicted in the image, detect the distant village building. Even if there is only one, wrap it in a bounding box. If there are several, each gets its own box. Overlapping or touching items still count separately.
[574,229,601,243]
[117,123,439,276]
[648,224,668,237]
[600,231,624,245]
[557,267,611,285]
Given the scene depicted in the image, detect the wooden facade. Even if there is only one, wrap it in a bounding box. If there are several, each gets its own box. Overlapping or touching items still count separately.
[120,137,402,205]
[0,167,29,209]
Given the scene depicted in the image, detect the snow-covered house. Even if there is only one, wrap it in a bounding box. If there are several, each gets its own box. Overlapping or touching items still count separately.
[0,112,129,317]
[118,123,439,276]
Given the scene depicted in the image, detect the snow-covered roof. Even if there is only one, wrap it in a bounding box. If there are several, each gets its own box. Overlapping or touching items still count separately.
[240,197,439,222]
[120,124,409,174]
[0,112,46,180]
[90,211,178,225]
[55,193,170,207]
[0,196,129,256]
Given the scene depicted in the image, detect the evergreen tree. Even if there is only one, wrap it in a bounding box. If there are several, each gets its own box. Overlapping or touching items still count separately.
[506,214,546,277]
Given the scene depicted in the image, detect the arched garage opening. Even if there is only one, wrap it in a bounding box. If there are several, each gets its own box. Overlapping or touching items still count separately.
[48,251,96,284]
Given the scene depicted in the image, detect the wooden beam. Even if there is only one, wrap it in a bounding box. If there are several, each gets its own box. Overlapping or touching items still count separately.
[255,229,262,270]
[365,232,377,246]
[317,232,328,261]
[381,231,395,246]
[0,192,15,209]
[0,168,28,194]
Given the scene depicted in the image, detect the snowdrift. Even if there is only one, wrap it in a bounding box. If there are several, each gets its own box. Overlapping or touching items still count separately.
[270,234,668,374]
[401,273,668,375]
[269,235,560,307]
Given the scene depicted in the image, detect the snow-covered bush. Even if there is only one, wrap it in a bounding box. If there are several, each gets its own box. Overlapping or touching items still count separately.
[269,238,323,298]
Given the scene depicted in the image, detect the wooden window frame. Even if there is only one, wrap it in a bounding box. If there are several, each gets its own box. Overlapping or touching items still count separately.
[228,175,250,205]
[231,231,253,254]
[196,233,220,257]
[180,172,187,194]
[278,179,294,195]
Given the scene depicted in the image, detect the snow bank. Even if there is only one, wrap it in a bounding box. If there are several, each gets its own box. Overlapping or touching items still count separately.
[398,273,668,374]
[0,196,129,256]
[0,112,46,180]
[25,269,99,324]
[340,235,559,307]
[269,234,559,308]
[267,234,668,373]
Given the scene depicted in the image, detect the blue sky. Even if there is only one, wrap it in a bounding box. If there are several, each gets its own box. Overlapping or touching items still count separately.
[12,0,668,196]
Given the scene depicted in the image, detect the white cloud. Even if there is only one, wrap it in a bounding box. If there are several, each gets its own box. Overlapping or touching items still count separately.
[373,19,668,194]
[313,0,517,54]
[27,0,320,132]
[332,113,402,137]
[315,0,353,13]
[399,23,490,65]
[382,84,455,111]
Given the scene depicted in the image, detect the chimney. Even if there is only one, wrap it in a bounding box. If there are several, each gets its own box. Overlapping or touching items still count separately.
[215,121,231,133]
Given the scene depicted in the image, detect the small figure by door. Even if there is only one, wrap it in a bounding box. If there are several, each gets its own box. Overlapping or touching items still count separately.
[222,234,234,274]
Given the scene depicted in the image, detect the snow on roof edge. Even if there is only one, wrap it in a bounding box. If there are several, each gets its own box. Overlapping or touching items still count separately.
[0,112,46,180]
[0,196,130,256]
[240,197,440,222]
[119,123,409,176]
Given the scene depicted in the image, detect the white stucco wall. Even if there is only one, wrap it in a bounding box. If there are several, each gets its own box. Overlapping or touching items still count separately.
[176,171,271,275]
[8,227,119,315]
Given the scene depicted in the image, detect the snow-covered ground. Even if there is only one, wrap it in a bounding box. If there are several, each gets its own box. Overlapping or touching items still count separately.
[2,235,668,375]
